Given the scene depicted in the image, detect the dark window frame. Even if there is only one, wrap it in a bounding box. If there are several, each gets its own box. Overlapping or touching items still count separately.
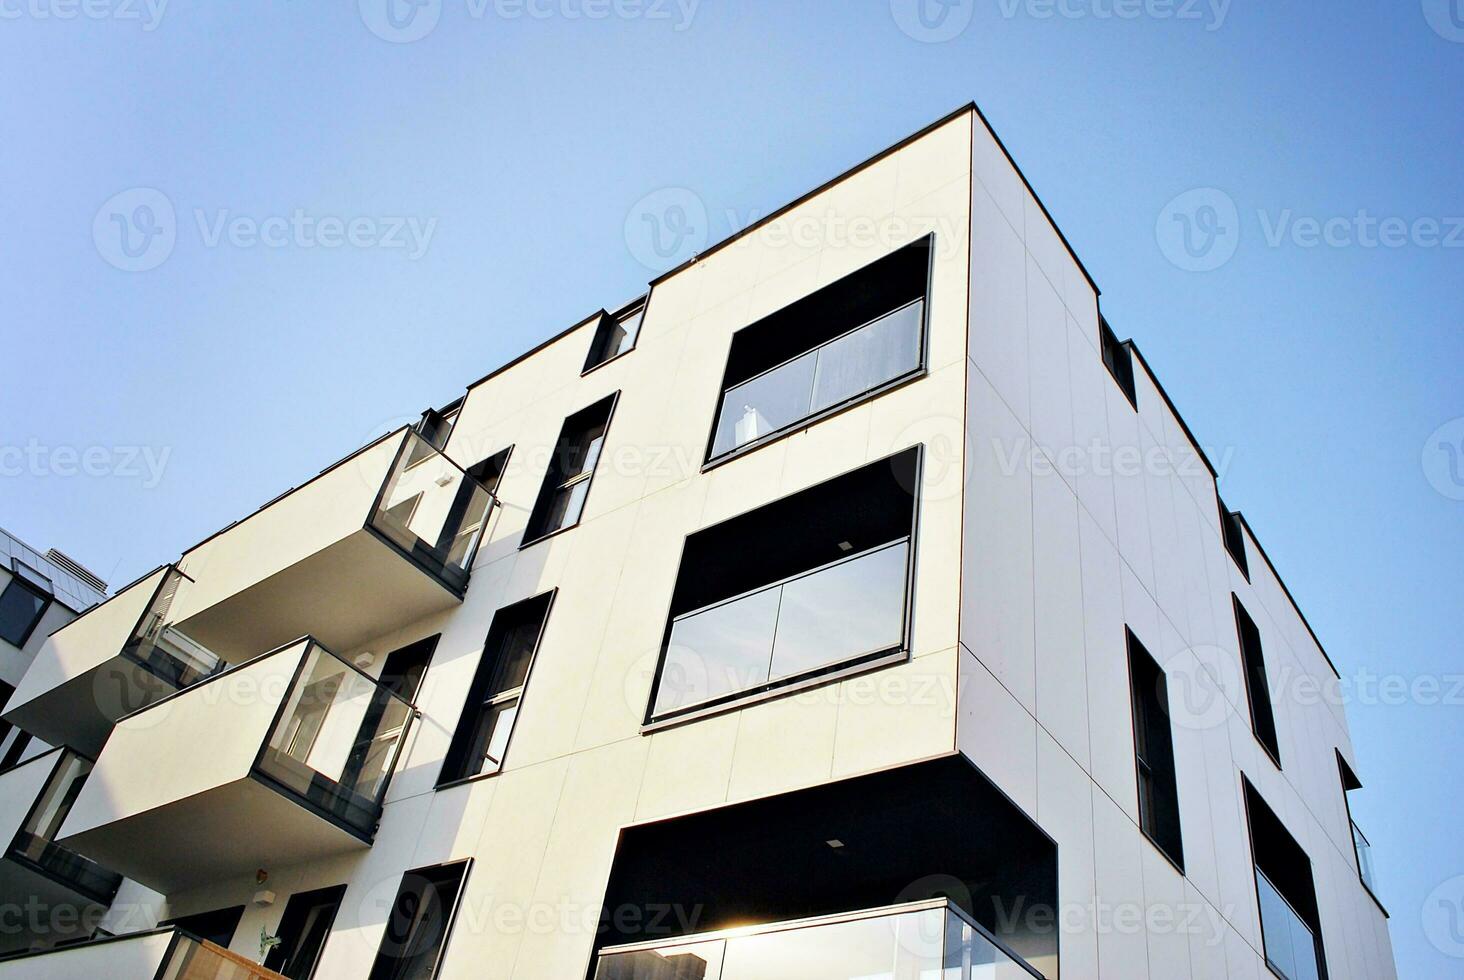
[466,446,513,497]
[582,297,649,375]
[520,394,620,548]
[1233,596,1282,767]
[436,591,556,790]
[263,883,347,979]
[642,446,923,731]
[1099,317,1138,410]
[365,859,471,980]
[0,562,53,648]
[1335,752,1387,915]
[1241,776,1330,980]
[701,236,935,471]
[1126,628,1185,872]
[1219,500,1251,580]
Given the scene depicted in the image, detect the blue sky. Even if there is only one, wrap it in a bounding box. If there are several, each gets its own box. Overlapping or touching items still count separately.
[1,1,1460,973]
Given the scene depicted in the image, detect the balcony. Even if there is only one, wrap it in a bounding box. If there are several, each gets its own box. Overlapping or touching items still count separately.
[0,750,122,931]
[3,428,492,755]
[53,637,416,893]
[0,928,288,979]
[595,901,1041,979]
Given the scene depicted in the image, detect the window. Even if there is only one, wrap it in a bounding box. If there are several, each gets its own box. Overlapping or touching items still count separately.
[161,905,246,947]
[1127,629,1184,870]
[1243,778,1328,980]
[1100,317,1137,409]
[1220,501,1250,579]
[465,446,512,497]
[416,403,460,452]
[264,884,347,979]
[0,562,52,647]
[1233,596,1281,765]
[522,395,617,544]
[584,299,647,372]
[706,236,932,463]
[367,862,468,980]
[378,635,440,704]
[1336,754,1378,898]
[646,448,919,725]
[438,593,553,786]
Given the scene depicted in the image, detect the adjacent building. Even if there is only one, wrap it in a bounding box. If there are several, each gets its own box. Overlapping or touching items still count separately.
[0,105,1396,979]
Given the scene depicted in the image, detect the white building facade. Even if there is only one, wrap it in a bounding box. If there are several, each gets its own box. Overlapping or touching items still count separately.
[0,106,1395,979]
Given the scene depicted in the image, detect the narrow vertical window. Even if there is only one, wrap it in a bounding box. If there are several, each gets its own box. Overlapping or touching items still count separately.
[1127,629,1184,870]
[1336,754,1378,898]
[1233,596,1281,765]
[1219,499,1250,579]
[522,395,616,544]
[583,299,647,372]
[437,592,552,785]
[466,446,512,497]
[367,862,468,980]
[264,884,347,979]
[1100,317,1137,409]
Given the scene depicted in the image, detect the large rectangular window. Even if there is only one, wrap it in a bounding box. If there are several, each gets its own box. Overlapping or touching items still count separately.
[705,237,931,463]
[1233,596,1281,765]
[646,448,919,725]
[438,592,553,786]
[1244,778,1328,980]
[367,862,469,980]
[0,562,52,647]
[522,395,617,544]
[1127,629,1184,870]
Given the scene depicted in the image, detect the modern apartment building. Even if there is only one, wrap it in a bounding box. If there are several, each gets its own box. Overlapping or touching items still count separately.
[0,105,1396,979]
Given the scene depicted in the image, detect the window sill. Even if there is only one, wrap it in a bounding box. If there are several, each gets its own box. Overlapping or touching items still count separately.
[1138,827,1187,879]
[640,647,908,734]
[581,347,637,377]
[434,770,504,793]
[701,368,927,474]
[517,521,582,551]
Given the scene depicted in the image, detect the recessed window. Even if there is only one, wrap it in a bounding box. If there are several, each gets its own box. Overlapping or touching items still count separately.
[438,593,552,785]
[522,395,617,545]
[1243,778,1329,980]
[0,562,52,647]
[646,448,919,725]
[1100,317,1137,409]
[415,403,460,452]
[583,299,647,372]
[161,905,245,948]
[367,862,469,980]
[378,635,440,704]
[1233,596,1281,765]
[466,446,512,496]
[1127,629,1184,870]
[1219,501,1250,579]
[706,237,932,464]
[264,884,346,979]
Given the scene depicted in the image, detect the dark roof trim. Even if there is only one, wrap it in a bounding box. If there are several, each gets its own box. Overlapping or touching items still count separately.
[1235,511,1342,681]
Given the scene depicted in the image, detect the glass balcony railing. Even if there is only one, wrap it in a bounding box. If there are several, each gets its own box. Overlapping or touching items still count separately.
[651,540,909,720]
[6,750,123,904]
[594,901,1042,980]
[369,430,494,594]
[1351,820,1377,894]
[254,639,417,838]
[123,566,227,692]
[1256,869,1323,980]
[710,299,924,459]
